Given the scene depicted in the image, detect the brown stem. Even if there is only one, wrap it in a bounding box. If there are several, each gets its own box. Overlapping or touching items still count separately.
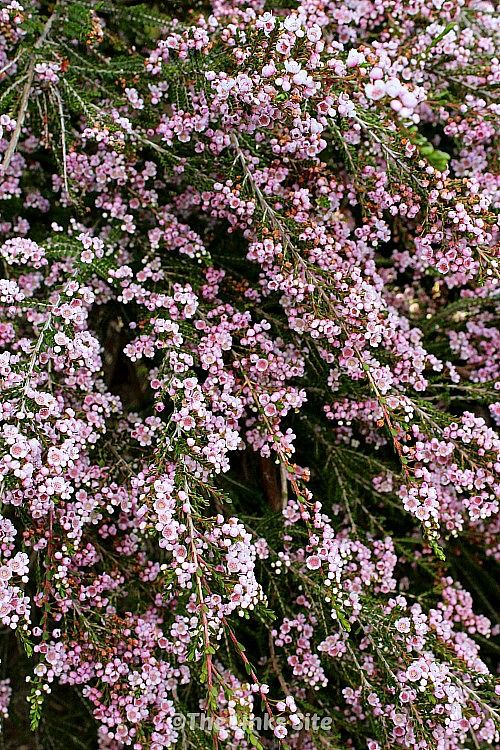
[1,8,59,173]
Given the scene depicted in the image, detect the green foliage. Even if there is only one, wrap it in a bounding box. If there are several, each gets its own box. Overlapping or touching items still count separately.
[408,125,451,172]
[62,3,95,42]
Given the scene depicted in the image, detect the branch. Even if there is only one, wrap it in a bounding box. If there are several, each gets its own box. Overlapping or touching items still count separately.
[1,8,59,173]
[49,85,70,196]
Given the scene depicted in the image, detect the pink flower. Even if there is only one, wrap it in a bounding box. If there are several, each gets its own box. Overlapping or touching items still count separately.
[406,664,422,682]
[306,555,322,570]
[273,724,287,739]
[395,617,411,633]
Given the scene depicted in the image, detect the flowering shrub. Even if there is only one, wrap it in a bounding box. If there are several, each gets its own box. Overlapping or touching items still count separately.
[0,0,499,748]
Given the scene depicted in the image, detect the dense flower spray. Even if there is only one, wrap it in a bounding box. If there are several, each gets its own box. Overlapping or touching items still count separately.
[0,1,498,748]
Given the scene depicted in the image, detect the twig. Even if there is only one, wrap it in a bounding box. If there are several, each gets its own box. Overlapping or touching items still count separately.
[0,53,21,78]
[268,630,290,696]
[279,462,288,510]
[184,484,219,750]
[50,85,70,196]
